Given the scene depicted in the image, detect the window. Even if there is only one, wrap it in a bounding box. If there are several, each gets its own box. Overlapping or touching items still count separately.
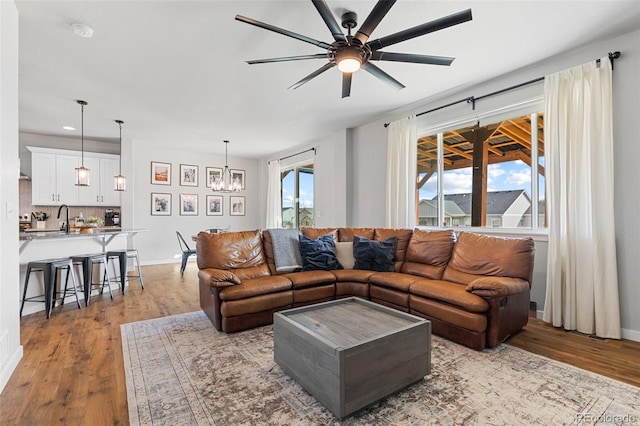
[281,163,314,229]
[417,113,545,229]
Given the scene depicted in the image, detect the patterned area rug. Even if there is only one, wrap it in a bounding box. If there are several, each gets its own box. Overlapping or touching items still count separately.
[121,311,639,425]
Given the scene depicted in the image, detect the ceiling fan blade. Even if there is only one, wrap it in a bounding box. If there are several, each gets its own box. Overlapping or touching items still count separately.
[247,54,328,65]
[370,51,454,66]
[342,72,353,98]
[311,0,346,42]
[235,15,332,49]
[288,62,336,90]
[361,62,405,91]
[366,9,472,51]
[354,0,397,45]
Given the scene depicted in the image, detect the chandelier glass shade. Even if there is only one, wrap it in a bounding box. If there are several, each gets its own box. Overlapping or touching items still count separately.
[211,140,241,193]
[114,120,126,191]
[75,100,90,186]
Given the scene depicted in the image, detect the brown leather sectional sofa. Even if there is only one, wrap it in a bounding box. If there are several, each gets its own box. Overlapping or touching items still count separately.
[196,227,534,350]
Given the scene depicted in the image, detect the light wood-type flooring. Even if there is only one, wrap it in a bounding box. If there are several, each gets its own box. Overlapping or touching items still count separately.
[0,262,638,425]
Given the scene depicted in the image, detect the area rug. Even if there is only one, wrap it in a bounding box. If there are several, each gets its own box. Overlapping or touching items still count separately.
[121,311,640,425]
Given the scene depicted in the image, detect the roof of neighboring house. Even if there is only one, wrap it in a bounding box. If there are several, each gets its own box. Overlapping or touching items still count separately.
[431,190,529,215]
[524,200,546,215]
[419,199,466,217]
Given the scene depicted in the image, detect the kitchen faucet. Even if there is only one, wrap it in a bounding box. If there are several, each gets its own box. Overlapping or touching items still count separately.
[57,204,69,233]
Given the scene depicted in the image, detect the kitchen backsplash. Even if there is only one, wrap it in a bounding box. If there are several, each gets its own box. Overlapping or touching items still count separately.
[19,179,120,229]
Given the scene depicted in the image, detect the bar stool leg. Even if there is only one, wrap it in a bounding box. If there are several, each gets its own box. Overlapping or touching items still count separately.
[20,265,33,316]
[67,265,81,309]
[43,264,54,319]
[133,252,144,290]
[101,261,114,299]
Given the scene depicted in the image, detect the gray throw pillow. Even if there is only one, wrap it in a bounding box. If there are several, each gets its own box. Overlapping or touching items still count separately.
[353,235,397,272]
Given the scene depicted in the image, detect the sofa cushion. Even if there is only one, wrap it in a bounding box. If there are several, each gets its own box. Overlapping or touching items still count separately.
[301,227,338,240]
[405,229,455,266]
[335,242,355,269]
[332,269,376,282]
[196,229,271,280]
[410,278,489,313]
[448,232,535,282]
[219,275,292,301]
[369,272,419,292]
[298,234,342,271]
[338,227,375,242]
[284,270,336,289]
[374,228,413,271]
[196,229,266,270]
[353,235,397,272]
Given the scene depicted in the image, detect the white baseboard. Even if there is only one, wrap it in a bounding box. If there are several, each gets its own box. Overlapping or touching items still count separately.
[621,328,640,342]
[0,345,23,395]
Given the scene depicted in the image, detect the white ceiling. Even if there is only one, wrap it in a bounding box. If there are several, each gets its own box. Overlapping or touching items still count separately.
[15,0,640,157]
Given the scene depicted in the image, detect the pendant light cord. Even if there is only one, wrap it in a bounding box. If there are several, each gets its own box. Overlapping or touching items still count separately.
[117,120,123,173]
[81,102,84,165]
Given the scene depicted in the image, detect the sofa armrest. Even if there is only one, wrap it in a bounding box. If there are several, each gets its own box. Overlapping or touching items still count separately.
[198,268,241,288]
[466,277,529,298]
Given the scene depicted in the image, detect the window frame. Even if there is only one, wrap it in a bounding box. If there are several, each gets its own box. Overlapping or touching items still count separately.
[416,95,547,239]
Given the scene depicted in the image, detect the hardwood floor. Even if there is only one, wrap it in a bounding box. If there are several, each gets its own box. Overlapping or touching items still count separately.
[0,263,638,425]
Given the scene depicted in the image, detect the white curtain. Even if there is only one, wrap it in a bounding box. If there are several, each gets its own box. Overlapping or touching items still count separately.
[265,160,282,229]
[386,116,417,228]
[543,57,620,338]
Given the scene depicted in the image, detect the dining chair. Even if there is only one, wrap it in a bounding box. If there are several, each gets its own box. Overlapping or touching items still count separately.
[177,231,197,275]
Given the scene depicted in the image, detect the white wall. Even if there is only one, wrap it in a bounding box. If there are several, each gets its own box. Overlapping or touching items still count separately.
[0,0,23,394]
[347,29,640,340]
[125,140,261,264]
[349,119,388,227]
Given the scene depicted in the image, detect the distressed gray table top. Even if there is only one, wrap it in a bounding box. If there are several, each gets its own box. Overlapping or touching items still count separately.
[284,299,419,348]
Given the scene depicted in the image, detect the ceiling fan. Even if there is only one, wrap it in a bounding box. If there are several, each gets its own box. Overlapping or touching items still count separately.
[235,0,472,98]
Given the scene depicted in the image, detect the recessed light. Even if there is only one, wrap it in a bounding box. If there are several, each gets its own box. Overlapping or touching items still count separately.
[71,23,94,38]
[63,126,75,131]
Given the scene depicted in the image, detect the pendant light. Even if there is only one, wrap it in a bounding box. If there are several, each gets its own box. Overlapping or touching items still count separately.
[114,120,126,191]
[211,140,241,193]
[75,100,90,186]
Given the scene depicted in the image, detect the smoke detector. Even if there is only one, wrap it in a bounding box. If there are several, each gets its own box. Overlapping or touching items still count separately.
[71,23,94,38]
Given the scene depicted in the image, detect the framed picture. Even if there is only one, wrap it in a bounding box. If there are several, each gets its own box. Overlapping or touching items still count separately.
[206,167,223,189]
[206,195,223,216]
[230,169,246,190]
[151,193,171,215]
[151,162,171,185]
[180,194,198,216]
[180,164,198,186]
[230,195,245,216]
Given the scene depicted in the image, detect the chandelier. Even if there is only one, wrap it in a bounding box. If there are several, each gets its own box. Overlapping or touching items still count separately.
[211,140,241,193]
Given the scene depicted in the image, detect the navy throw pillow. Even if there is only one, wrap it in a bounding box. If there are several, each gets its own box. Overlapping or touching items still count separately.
[353,235,397,272]
[298,234,343,271]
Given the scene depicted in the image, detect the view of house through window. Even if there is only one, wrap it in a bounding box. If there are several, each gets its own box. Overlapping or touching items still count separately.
[417,113,545,228]
[281,163,314,229]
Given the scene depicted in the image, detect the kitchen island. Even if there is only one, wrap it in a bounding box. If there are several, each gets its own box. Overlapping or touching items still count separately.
[19,228,148,316]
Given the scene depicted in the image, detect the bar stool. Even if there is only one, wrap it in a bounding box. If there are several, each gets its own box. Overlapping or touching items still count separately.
[68,253,114,306]
[106,249,144,293]
[21,258,81,319]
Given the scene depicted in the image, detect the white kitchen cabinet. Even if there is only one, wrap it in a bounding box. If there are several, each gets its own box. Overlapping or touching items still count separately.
[31,151,79,205]
[29,147,120,207]
[78,156,121,206]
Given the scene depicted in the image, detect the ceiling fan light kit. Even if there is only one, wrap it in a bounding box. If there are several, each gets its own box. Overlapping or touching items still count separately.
[236,0,472,98]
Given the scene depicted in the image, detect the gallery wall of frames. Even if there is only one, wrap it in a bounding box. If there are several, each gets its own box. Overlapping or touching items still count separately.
[150,161,246,217]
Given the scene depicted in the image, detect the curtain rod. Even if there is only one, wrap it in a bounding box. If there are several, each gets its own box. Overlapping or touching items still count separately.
[384,51,620,127]
[269,147,316,164]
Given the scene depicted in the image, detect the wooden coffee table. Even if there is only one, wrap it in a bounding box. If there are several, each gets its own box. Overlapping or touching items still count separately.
[273,297,431,420]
